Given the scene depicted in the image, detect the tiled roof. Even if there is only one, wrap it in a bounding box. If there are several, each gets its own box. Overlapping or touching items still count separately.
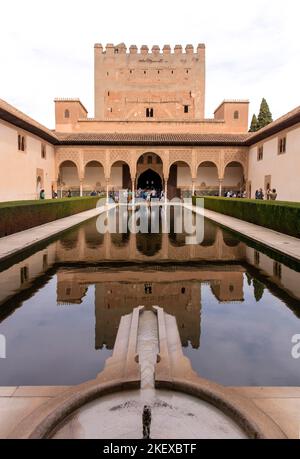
[56,132,249,146]
[0,97,299,147]
[0,98,58,144]
[246,105,300,145]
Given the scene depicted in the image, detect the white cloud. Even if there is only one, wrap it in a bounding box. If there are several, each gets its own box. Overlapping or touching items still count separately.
[0,0,299,128]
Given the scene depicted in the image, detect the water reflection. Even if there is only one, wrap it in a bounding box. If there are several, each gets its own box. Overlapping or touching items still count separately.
[0,211,300,386]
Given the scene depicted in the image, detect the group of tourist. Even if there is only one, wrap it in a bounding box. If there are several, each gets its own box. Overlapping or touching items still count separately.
[255,188,277,200]
[224,190,247,198]
[110,187,165,203]
[136,188,164,201]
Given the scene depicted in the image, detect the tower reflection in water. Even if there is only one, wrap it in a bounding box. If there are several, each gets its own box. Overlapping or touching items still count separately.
[55,209,246,352]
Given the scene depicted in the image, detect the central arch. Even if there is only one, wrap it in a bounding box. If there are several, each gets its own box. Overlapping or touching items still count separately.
[137,169,162,190]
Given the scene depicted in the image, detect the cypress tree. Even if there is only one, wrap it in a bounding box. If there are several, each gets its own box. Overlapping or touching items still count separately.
[249,114,259,132]
[257,98,273,129]
[253,279,265,302]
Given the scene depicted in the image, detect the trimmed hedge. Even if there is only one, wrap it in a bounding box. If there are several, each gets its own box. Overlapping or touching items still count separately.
[192,196,300,238]
[0,197,101,237]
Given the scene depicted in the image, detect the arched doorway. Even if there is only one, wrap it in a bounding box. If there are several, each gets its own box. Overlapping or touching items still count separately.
[223,161,245,196]
[136,152,163,194]
[137,169,162,190]
[196,161,219,196]
[84,161,105,195]
[110,160,131,201]
[58,160,79,197]
[36,176,42,197]
[168,161,192,199]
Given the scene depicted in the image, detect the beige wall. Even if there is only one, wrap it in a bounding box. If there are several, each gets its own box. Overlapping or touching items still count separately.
[248,124,300,201]
[0,120,55,201]
[55,117,247,134]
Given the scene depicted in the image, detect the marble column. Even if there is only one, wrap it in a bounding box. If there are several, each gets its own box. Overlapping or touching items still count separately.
[106,179,110,204]
[218,179,223,197]
[132,176,135,206]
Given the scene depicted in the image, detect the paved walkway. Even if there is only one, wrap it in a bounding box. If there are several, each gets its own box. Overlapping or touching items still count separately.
[186,204,300,262]
[0,386,299,438]
[0,204,115,262]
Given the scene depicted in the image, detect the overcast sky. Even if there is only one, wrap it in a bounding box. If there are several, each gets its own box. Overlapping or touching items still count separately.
[1,0,299,128]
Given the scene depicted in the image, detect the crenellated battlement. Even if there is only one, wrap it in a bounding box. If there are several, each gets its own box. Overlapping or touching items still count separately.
[94,43,205,56]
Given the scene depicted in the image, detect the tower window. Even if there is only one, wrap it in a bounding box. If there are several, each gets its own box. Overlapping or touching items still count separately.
[130,70,132,74]
[41,143,46,159]
[234,110,239,119]
[64,109,70,118]
[144,70,147,75]
[144,283,152,294]
[107,91,110,96]
[257,146,264,161]
[43,254,48,269]
[278,137,286,154]
[114,48,119,54]
[20,266,29,284]
[146,108,154,118]
[273,261,282,279]
[181,287,186,294]
[184,105,189,113]
[171,70,174,74]
[18,134,26,151]
[186,69,189,74]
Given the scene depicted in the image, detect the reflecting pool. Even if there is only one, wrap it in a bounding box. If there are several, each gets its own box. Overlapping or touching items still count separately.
[0,207,300,386]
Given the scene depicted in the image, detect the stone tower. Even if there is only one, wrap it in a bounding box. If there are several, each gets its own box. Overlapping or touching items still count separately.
[94,43,205,120]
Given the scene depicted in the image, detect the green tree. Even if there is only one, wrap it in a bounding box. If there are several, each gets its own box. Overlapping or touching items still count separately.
[245,272,252,286]
[253,279,265,302]
[249,114,259,132]
[257,98,273,130]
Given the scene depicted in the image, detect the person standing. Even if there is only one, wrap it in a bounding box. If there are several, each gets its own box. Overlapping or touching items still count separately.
[142,405,151,439]
[269,188,277,200]
[256,188,264,200]
[39,189,45,199]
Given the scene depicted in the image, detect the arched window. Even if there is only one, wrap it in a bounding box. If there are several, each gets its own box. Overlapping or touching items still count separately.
[234,110,239,119]
[64,109,70,119]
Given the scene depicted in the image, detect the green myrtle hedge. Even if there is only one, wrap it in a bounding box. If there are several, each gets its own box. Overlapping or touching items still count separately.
[192,196,300,238]
[0,197,101,237]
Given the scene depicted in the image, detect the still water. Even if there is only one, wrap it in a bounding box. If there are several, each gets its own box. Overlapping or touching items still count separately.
[0,207,300,386]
